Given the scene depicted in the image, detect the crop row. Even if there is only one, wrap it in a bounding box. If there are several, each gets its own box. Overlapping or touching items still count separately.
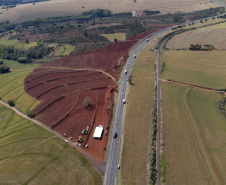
[25,69,88,83]
[26,71,102,90]
[33,77,109,99]
[34,96,65,116]
[51,90,82,129]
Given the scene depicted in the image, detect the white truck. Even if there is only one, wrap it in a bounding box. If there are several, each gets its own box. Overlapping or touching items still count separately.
[124,69,127,74]
[122,99,126,104]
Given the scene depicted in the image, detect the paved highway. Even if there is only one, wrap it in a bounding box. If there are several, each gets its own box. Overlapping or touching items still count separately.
[103,27,172,185]
[103,5,226,183]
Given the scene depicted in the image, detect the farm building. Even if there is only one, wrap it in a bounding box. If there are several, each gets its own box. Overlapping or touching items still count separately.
[93,125,104,139]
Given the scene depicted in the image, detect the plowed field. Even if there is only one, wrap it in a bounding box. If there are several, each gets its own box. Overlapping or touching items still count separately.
[24,30,162,162]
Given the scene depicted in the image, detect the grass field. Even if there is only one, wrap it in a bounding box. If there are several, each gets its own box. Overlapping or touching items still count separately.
[100,33,126,42]
[161,50,226,89]
[0,69,39,112]
[162,82,226,184]
[0,36,37,50]
[0,104,102,184]
[54,44,75,57]
[2,59,40,69]
[0,0,219,23]
[119,50,155,185]
[167,21,226,50]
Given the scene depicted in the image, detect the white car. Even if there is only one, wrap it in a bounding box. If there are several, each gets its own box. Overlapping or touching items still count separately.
[65,140,69,143]
[69,137,72,140]
[146,38,149,42]
[117,165,120,169]
[134,54,136,58]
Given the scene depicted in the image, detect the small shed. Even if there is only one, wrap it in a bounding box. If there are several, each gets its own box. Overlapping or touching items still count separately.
[93,125,104,139]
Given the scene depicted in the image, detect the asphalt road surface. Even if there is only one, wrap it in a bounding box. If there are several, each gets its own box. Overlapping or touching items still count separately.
[103,27,172,185]
[103,6,226,183]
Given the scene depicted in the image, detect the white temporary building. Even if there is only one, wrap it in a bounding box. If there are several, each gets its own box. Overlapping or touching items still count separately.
[93,125,103,139]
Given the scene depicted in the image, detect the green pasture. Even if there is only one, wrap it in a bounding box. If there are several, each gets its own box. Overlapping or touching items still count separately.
[0,36,37,50]
[162,82,226,184]
[54,44,75,57]
[0,104,102,185]
[1,59,40,69]
[100,33,126,42]
[0,69,39,112]
[162,50,226,89]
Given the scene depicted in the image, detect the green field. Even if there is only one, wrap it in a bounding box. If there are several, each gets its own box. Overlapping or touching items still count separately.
[119,50,155,185]
[162,82,226,184]
[54,44,75,57]
[0,104,102,184]
[0,69,39,112]
[162,50,226,89]
[0,36,37,50]
[100,33,126,42]
[2,59,40,69]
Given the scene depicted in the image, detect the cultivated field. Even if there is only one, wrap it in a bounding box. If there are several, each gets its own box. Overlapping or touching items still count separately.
[162,83,226,184]
[119,50,155,185]
[167,20,226,50]
[24,39,139,162]
[0,37,37,50]
[162,50,226,89]
[101,33,126,42]
[0,104,102,185]
[0,69,39,113]
[0,0,219,23]
[54,45,75,57]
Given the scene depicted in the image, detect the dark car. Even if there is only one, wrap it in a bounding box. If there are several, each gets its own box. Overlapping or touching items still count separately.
[113,133,117,138]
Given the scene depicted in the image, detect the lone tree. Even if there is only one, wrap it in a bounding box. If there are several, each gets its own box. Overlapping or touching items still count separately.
[8,100,15,107]
[82,97,92,108]
[128,75,133,84]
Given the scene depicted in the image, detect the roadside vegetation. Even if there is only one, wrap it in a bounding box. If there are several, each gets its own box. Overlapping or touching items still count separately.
[162,83,226,184]
[119,50,155,185]
[0,104,102,185]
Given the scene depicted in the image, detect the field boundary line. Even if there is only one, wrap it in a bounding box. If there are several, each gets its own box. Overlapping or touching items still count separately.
[160,79,223,94]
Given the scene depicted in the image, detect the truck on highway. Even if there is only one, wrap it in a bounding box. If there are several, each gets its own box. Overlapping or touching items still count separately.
[122,99,126,104]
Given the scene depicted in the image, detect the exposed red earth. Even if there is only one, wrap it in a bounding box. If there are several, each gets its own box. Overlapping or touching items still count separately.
[24,28,165,162]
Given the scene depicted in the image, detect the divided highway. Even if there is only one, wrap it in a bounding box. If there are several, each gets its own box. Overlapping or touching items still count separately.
[104,6,226,183]
[103,27,172,185]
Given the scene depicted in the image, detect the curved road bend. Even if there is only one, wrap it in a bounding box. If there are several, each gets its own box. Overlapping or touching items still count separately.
[104,27,172,185]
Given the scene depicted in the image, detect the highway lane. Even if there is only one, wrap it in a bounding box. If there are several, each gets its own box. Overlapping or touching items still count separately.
[103,8,226,183]
[104,27,172,185]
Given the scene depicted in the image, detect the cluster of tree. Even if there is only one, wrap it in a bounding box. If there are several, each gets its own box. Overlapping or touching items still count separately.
[0,41,53,63]
[8,99,15,106]
[189,44,214,51]
[0,45,24,61]
[0,21,16,34]
[143,10,160,16]
[0,61,10,74]
[82,9,111,18]
[2,5,16,9]
[0,0,48,6]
